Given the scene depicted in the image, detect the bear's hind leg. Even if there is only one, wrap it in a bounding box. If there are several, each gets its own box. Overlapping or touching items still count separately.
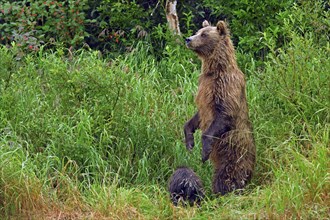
[212,168,249,195]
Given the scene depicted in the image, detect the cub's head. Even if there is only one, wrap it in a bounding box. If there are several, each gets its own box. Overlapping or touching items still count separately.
[185,20,230,57]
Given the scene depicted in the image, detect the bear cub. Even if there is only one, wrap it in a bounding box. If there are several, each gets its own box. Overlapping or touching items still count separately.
[184,20,256,195]
[168,166,204,206]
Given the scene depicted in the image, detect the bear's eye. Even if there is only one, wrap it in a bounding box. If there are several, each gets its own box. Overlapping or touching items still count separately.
[201,33,207,38]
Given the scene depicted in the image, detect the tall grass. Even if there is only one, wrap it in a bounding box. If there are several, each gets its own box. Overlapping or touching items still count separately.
[1,4,329,219]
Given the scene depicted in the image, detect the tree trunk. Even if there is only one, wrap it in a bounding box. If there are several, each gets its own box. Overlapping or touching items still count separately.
[165,0,181,35]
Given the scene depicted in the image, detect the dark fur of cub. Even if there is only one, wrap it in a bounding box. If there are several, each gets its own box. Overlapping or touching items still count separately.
[168,166,205,206]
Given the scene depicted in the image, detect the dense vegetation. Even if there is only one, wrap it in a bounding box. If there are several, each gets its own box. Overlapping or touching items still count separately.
[0,0,329,219]
[3,0,328,58]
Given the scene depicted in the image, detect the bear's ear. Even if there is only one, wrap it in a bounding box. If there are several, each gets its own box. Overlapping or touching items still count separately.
[216,21,229,36]
[202,20,210,27]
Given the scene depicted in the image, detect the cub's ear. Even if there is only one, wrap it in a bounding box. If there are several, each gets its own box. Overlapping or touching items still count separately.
[202,20,210,27]
[216,21,229,36]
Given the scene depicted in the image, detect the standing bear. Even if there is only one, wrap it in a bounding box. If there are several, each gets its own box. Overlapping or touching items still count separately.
[184,20,256,195]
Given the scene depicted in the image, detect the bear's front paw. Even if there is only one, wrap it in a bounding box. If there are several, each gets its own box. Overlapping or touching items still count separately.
[184,129,195,151]
[185,138,194,151]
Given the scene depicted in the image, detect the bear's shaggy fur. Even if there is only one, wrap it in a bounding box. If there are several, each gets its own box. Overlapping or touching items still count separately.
[184,20,256,195]
[168,166,204,206]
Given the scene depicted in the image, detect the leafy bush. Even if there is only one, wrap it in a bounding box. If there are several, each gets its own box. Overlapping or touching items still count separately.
[0,0,89,50]
[85,0,149,53]
[0,0,300,60]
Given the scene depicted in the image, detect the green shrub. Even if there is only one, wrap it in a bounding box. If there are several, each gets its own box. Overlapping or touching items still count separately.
[85,0,149,54]
[0,0,89,50]
[0,0,304,61]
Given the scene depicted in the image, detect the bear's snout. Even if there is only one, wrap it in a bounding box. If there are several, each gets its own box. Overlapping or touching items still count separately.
[185,38,192,44]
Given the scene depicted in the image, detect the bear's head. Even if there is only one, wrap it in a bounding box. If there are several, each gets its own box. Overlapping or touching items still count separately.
[185,20,230,58]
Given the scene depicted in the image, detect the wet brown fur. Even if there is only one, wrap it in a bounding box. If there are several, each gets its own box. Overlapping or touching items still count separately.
[184,21,256,195]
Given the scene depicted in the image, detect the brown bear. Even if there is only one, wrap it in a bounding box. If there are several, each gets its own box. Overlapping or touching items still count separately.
[184,20,256,195]
[168,166,204,206]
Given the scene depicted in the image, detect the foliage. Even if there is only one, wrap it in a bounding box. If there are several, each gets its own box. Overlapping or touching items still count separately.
[85,0,150,54]
[0,0,88,50]
[0,0,313,61]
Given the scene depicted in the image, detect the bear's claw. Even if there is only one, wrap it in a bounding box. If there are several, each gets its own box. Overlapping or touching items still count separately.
[185,140,194,151]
